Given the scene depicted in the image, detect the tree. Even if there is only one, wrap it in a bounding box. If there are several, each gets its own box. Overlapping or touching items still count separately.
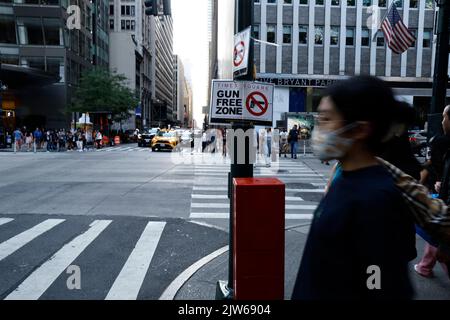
[70,68,139,124]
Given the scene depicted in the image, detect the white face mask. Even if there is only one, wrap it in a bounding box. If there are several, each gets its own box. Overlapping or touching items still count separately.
[312,122,359,161]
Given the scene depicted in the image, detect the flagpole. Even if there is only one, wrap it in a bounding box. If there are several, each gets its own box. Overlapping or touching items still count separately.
[372,2,395,42]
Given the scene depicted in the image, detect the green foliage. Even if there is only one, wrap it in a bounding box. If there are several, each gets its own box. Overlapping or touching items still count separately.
[70,68,139,122]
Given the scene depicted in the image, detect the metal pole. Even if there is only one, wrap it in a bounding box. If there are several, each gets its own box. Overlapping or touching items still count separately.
[218,0,255,300]
[428,0,450,141]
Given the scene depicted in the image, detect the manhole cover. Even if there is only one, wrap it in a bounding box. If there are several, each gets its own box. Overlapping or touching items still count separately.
[295,192,324,202]
[286,183,317,189]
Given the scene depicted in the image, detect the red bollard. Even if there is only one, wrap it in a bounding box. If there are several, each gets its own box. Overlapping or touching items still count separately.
[233,178,285,300]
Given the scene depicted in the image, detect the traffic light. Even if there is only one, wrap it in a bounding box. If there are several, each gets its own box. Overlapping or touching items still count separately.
[145,0,158,16]
[163,0,171,16]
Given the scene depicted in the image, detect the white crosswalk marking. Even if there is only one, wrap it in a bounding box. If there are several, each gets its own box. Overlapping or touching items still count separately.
[5,220,112,300]
[0,218,14,226]
[0,219,65,261]
[189,159,325,221]
[105,221,166,300]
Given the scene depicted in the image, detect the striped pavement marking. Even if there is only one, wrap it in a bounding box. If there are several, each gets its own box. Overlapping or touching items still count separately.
[0,219,65,261]
[105,222,166,300]
[189,213,314,220]
[5,220,112,300]
[0,218,14,227]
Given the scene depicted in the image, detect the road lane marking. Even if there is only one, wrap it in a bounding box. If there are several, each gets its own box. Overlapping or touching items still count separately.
[5,220,112,300]
[0,219,65,261]
[105,221,166,300]
[0,218,14,227]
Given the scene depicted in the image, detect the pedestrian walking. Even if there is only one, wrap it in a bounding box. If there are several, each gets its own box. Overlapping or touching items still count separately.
[33,128,42,150]
[25,131,33,152]
[13,128,23,152]
[292,76,417,300]
[95,131,103,149]
[288,125,299,159]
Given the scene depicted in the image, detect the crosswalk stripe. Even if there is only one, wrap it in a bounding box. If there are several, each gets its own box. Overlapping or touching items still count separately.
[105,221,166,300]
[192,187,325,192]
[5,220,112,300]
[0,218,14,226]
[190,203,317,210]
[191,194,304,201]
[0,219,65,261]
[189,213,314,220]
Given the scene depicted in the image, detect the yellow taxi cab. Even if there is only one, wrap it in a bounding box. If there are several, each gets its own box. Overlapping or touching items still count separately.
[151,130,179,152]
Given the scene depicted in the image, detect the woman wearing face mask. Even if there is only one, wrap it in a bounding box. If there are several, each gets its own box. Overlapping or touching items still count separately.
[291,76,417,300]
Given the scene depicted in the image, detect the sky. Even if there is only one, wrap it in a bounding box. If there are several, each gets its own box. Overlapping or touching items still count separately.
[172,0,210,128]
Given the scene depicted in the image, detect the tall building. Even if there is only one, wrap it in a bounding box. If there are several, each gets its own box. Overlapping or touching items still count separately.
[0,0,108,129]
[254,0,438,127]
[149,10,174,127]
[208,0,218,106]
[109,0,152,130]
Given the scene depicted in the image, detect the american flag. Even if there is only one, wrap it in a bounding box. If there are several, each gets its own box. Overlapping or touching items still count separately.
[381,4,416,54]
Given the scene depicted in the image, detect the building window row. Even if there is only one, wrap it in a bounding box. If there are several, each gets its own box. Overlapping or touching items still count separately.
[0,15,64,46]
[120,5,135,17]
[120,19,135,31]
[255,0,433,8]
[255,23,432,49]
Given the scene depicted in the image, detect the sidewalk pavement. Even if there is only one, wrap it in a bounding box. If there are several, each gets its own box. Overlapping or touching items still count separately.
[175,156,450,300]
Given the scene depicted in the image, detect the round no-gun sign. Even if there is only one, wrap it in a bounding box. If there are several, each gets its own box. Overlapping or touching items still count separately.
[246,91,269,117]
[233,41,245,67]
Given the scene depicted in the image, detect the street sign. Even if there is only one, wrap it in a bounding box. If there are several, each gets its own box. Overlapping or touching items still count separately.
[209,80,274,126]
[233,27,251,76]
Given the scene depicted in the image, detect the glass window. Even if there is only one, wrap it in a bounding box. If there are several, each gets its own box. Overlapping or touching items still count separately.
[316,0,324,5]
[299,25,307,44]
[17,17,44,45]
[423,30,432,48]
[315,26,323,45]
[0,55,19,65]
[121,5,125,15]
[46,57,65,82]
[131,20,135,30]
[131,5,135,16]
[253,25,260,40]
[379,0,386,6]
[330,26,339,46]
[347,0,355,6]
[0,0,13,3]
[284,0,292,3]
[346,27,354,46]
[410,0,418,8]
[331,0,339,5]
[109,19,114,30]
[254,0,260,3]
[362,0,371,6]
[393,0,402,8]
[21,57,45,71]
[0,15,17,44]
[121,20,125,30]
[377,33,385,47]
[43,18,63,46]
[267,24,276,43]
[361,28,369,46]
[110,5,114,15]
[267,0,276,3]
[126,6,130,16]
[425,0,433,9]
[283,25,292,44]
[126,20,130,30]
[409,29,416,47]
[300,0,308,4]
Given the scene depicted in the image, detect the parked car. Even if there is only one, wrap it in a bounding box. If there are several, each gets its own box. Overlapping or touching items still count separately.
[151,130,180,152]
[138,128,160,147]
[409,130,428,157]
[124,129,137,143]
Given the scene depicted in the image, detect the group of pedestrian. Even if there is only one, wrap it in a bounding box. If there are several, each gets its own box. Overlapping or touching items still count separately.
[11,127,99,152]
[291,75,450,300]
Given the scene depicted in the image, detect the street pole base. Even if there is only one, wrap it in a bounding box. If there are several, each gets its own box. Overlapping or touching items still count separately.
[215,280,233,300]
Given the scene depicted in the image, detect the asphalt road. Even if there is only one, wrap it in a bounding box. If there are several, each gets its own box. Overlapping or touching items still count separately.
[0,144,448,300]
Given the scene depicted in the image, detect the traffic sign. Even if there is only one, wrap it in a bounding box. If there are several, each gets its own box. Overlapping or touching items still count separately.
[233,27,251,75]
[246,92,269,117]
[209,80,274,126]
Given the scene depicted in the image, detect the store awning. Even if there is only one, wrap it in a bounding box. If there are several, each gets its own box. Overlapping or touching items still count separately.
[0,64,60,89]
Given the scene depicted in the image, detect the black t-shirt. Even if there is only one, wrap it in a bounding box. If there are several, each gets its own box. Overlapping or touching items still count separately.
[292,165,417,300]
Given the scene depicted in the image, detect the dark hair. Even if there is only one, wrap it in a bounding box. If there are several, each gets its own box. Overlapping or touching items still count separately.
[324,75,397,152]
